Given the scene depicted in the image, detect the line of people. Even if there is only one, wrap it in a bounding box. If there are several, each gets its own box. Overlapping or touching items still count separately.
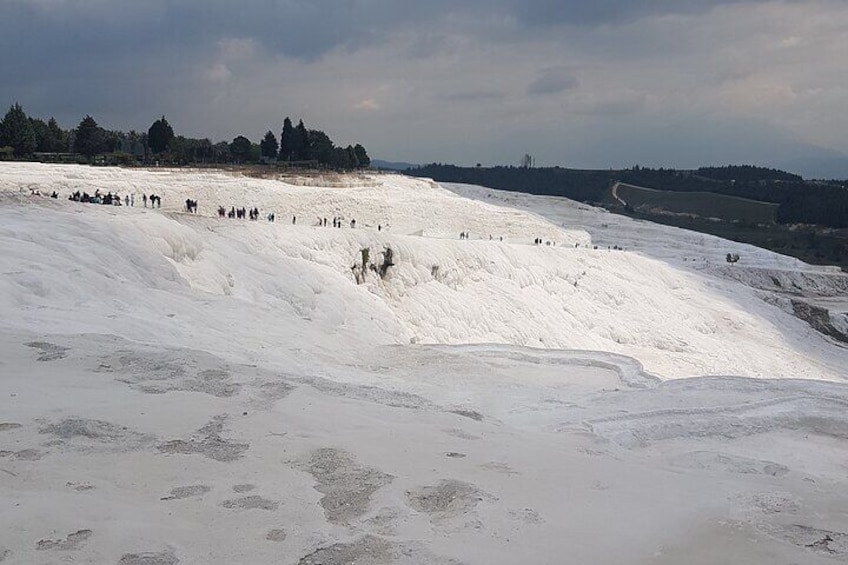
[59,188,620,253]
[61,190,590,252]
[67,190,160,207]
[27,188,58,198]
[194,204,376,231]
[461,232,503,242]
[318,217,360,229]
[143,194,161,208]
[69,190,125,205]
[217,206,271,221]
[534,238,556,246]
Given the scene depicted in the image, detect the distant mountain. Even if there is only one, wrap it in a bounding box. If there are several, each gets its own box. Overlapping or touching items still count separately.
[775,155,848,181]
[371,159,420,171]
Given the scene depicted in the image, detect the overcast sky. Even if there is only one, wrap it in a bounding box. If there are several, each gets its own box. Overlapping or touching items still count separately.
[3,0,848,174]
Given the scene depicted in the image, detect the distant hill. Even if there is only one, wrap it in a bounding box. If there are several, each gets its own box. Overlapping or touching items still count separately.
[777,155,848,181]
[694,165,802,183]
[371,159,420,171]
[409,163,848,269]
[614,182,779,225]
[410,163,847,226]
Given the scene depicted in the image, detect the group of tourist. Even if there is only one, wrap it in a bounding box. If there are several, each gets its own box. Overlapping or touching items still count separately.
[314,217,361,229]
[144,194,161,207]
[216,206,273,221]
[68,190,125,205]
[63,189,163,208]
[211,210,368,227]
[533,238,557,246]
[55,189,609,252]
[460,231,504,241]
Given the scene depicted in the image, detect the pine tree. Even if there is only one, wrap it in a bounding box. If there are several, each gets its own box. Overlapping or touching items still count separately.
[30,118,50,152]
[148,116,175,154]
[308,129,335,165]
[260,131,278,159]
[0,103,37,157]
[212,141,231,163]
[291,119,310,161]
[346,145,359,169]
[74,115,105,158]
[125,130,144,157]
[229,135,252,163]
[279,117,294,161]
[46,117,68,152]
[353,144,370,168]
[332,146,351,169]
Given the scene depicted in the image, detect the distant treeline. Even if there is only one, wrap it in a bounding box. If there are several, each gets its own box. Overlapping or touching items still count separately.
[407,164,615,203]
[409,164,848,229]
[619,166,846,227]
[696,165,802,183]
[619,166,802,203]
[777,184,848,227]
[0,103,369,170]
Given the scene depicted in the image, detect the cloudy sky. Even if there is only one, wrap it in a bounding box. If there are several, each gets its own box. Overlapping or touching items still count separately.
[3,0,848,175]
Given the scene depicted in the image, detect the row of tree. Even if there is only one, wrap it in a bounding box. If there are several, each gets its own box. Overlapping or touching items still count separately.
[0,104,370,170]
[258,117,369,168]
[409,163,848,229]
[0,103,70,157]
[618,165,848,228]
[408,164,613,203]
[618,166,804,204]
[776,184,848,228]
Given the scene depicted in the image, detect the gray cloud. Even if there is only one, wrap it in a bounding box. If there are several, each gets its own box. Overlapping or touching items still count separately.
[2,0,847,177]
[441,91,507,102]
[527,69,579,95]
[507,0,761,27]
[2,1,771,64]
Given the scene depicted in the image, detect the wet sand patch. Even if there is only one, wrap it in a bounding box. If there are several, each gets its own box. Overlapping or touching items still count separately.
[26,341,69,361]
[161,485,211,501]
[266,529,287,542]
[302,448,393,525]
[158,415,248,462]
[406,479,490,520]
[221,495,279,511]
[119,549,180,565]
[36,529,92,551]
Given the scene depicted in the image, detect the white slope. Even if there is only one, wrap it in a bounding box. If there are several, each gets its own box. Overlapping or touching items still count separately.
[443,182,828,272]
[445,180,848,347]
[2,163,848,565]
[1,163,843,380]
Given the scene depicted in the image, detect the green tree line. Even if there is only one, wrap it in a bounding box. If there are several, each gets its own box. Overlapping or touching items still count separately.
[0,103,370,170]
[410,163,848,229]
[618,166,847,228]
[408,164,615,203]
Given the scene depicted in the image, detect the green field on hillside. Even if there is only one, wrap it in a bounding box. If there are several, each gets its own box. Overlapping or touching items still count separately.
[615,183,778,225]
